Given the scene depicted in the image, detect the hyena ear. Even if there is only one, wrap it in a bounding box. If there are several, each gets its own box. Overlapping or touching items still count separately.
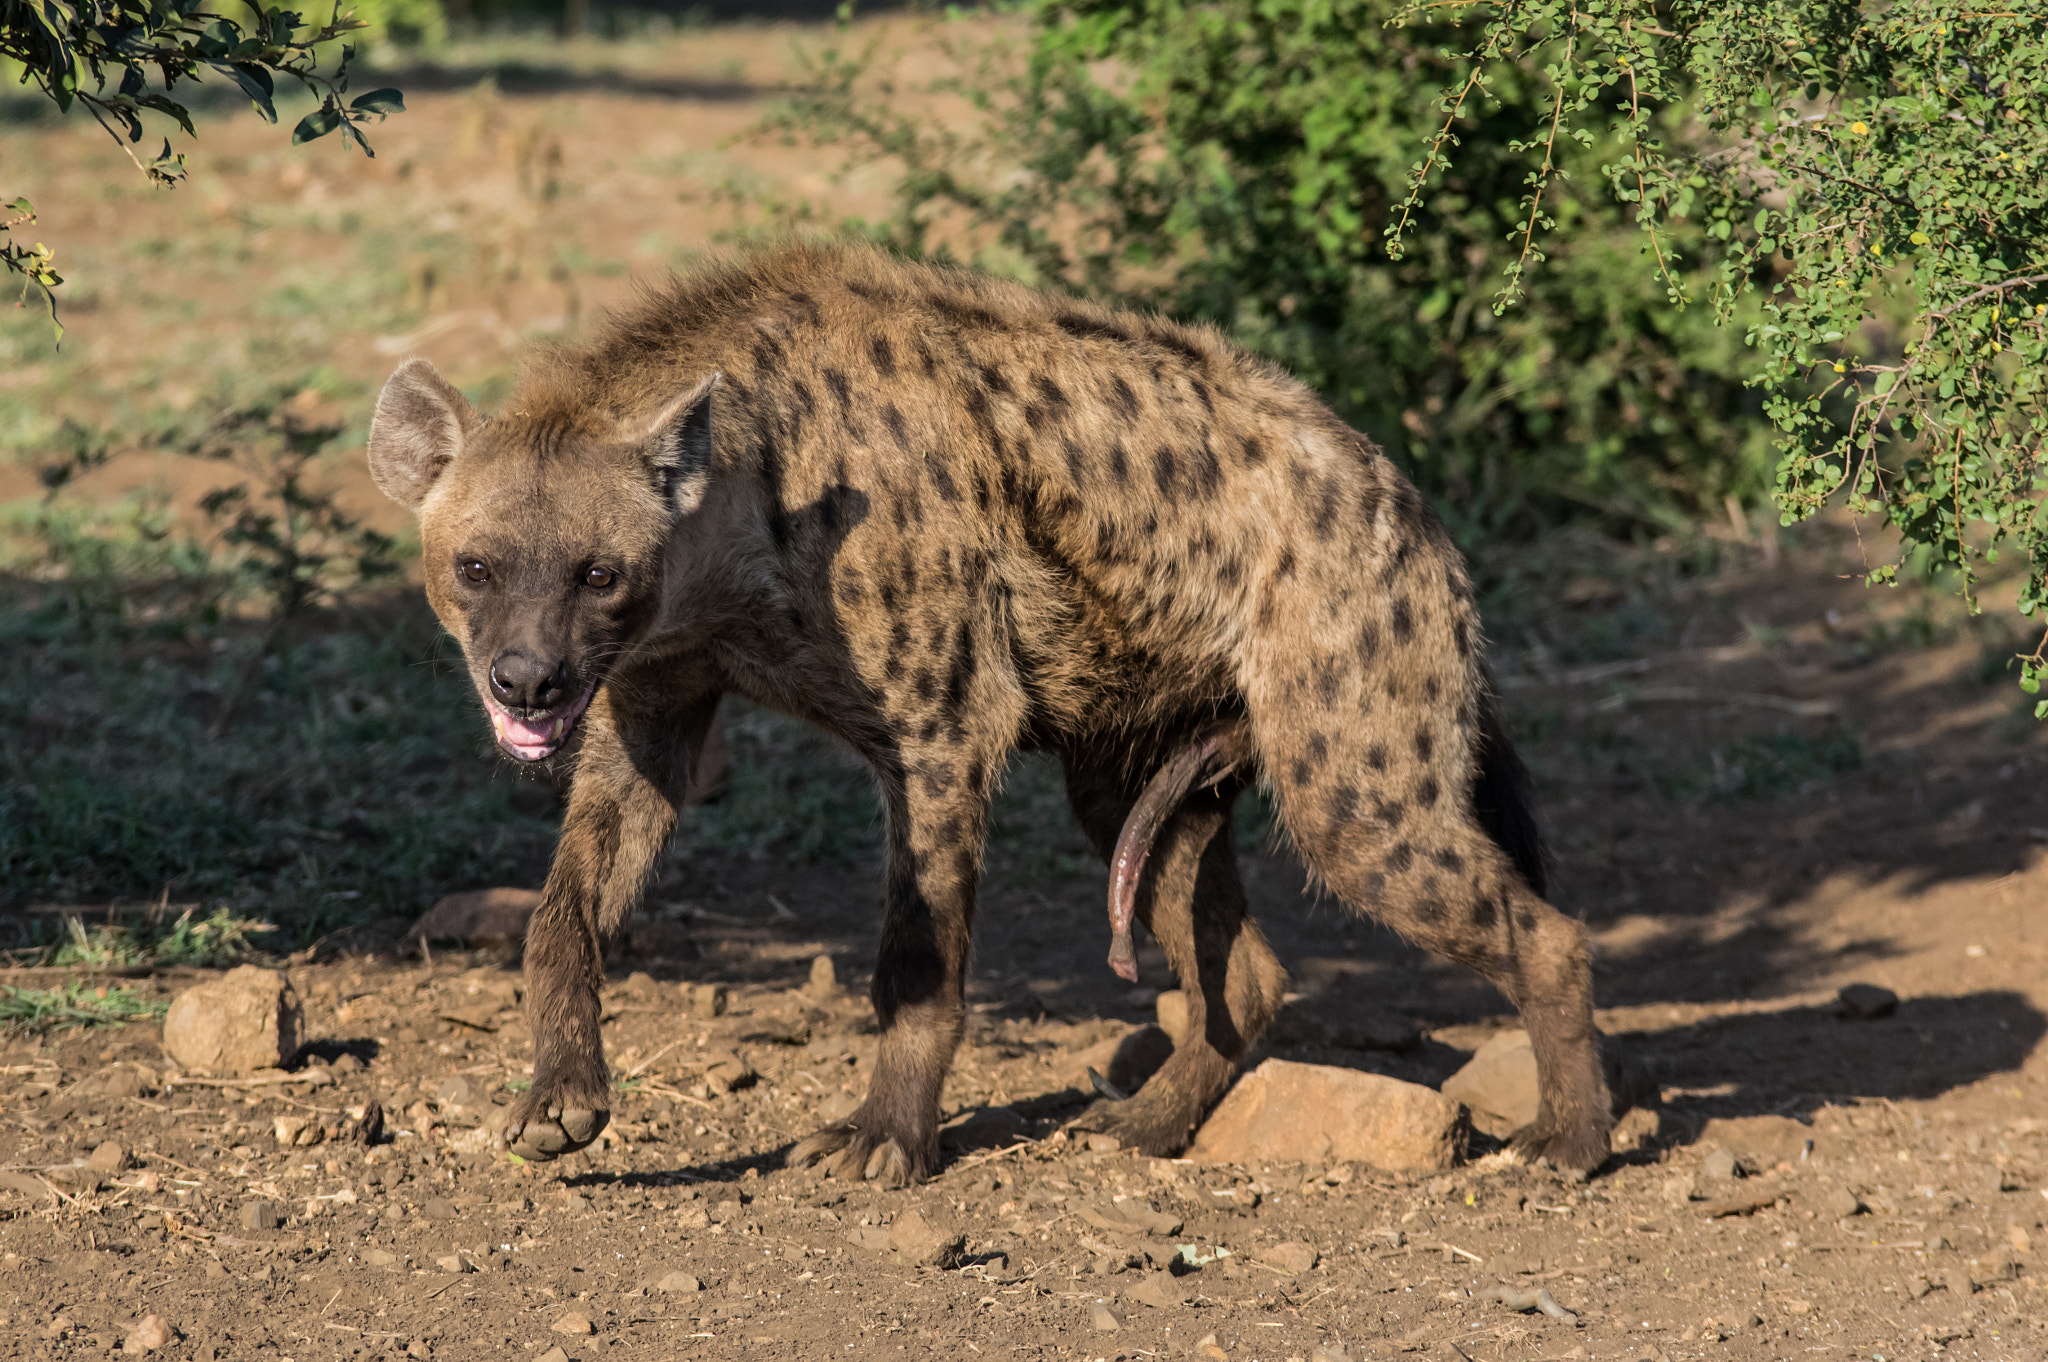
[367,359,478,513]
[630,371,722,516]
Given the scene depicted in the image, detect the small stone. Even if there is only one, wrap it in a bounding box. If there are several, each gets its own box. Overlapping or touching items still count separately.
[551,1311,594,1336]
[432,1253,471,1273]
[86,1141,127,1174]
[272,1114,323,1148]
[1188,1060,1465,1172]
[1835,983,1899,1020]
[364,1249,400,1268]
[43,1315,74,1340]
[1701,1147,1741,1182]
[422,1197,457,1220]
[1696,1114,1817,1166]
[1263,1241,1319,1274]
[1311,1345,1354,1362]
[702,1050,755,1095]
[435,1076,477,1109]
[239,1199,281,1231]
[1123,1270,1192,1309]
[649,1271,702,1294]
[1089,1301,1123,1332]
[689,983,729,1019]
[889,1208,968,1268]
[537,1349,572,1362]
[1907,1275,1935,1299]
[406,1341,432,1361]
[120,1314,172,1354]
[1195,1333,1229,1360]
[1086,1133,1123,1154]
[807,955,839,999]
[1822,1185,1864,1219]
[161,966,303,1075]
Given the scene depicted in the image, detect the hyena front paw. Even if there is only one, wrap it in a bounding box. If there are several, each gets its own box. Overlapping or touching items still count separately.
[787,1105,936,1188]
[491,1073,610,1161]
[1066,1092,1200,1159]
[1505,1114,1610,1178]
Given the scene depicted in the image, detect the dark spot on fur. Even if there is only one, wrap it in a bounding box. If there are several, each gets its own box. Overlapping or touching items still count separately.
[1274,547,1297,580]
[1414,727,1434,763]
[1415,775,1441,808]
[1386,842,1414,875]
[1149,325,1207,369]
[1365,744,1388,772]
[1433,847,1464,874]
[929,463,961,503]
[1471,895,1498,929]
[1110,377,1140,420]
[1390,596,1414,642]
[883,403,908,445]
[1152,446,1181,501]
[1108,443,1130,485]
[870,335,896,375]
[1331,782,1358,823]
[1242,435,1265,465]
[1054,312,1131,346]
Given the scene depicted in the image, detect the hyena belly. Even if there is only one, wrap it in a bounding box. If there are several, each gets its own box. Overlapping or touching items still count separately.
[365,242,1615,1182]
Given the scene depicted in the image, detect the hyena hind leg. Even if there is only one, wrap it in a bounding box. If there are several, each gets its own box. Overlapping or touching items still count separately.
[1062,747,1288,1157]
[1257,707,1614,1172]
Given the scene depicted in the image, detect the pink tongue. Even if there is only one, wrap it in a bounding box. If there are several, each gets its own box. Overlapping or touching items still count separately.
[500,713,553,745]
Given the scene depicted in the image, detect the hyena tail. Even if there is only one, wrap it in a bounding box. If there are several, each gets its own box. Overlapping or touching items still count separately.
[1472,693,1547,899]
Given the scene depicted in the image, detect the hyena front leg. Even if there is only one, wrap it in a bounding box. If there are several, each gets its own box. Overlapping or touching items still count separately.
[494,686,720,1162]
[788,744,998,1186]
[1062,743,1288,1157]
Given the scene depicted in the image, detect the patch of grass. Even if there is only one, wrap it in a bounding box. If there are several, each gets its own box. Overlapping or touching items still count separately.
[1669,729,1864,801]
[0,983,170,1035]
[677,702,879,864]
[16,909,277,970]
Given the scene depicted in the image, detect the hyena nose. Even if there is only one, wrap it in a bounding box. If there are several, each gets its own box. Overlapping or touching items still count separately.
[489,651,568,711]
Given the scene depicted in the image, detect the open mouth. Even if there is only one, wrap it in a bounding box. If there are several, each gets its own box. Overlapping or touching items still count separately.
[484,681,596,762]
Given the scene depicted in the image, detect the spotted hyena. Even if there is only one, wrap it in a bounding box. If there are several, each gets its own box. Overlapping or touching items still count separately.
[365,242,1618,1184]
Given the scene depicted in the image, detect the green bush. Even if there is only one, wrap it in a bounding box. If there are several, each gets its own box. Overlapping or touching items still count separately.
[765,0,1775,543]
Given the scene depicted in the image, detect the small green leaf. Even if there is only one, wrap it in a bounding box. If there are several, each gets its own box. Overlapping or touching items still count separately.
[349,87,405,115]
[292,106,342,144]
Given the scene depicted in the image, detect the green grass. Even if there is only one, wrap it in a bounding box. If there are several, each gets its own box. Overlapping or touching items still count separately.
[0,983,170,1035]
[1668,730,1865,802]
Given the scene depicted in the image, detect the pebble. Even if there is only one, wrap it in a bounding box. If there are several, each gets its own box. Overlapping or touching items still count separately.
[364,1249,400,1268]
[1439,1031,1540,1134]
[423,1197,457,1221]
[1187,1060,1464,1172]
[1696,1114,1816,1165]
[1822,1185,1865,1218]
[888,1208,968,1268]
[1701,1147,1741,1182]
[1310,1345,1354,1362]
[1195,1332,1230,1361]
[161,966,304,1075]
[536,1349,571,1362]
[435,1076,479,1110]
[86,1141,127,1174]
[806,954,839,1000]
[406,1341,432,1361]
[648,1271,702,1294]
[1835,982,1899,1019]
[1479,1285,1575,1319]
[1122,1270,1192,1309]
[1261,1241,1318,1274]
[688,983,729,1019]
[120,1314,172,1355]
[1089,1301,1123,1332]
[239,1199,281,1231]
[551,1312,595,1336]
[432,1253,471,1274]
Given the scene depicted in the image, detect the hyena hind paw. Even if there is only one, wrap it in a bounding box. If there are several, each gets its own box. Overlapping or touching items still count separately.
[1504,1118,1611,1178]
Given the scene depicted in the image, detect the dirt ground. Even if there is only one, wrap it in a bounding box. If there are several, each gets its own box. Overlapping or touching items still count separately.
[3,525,2047,1362]
[4,18,2048,1362]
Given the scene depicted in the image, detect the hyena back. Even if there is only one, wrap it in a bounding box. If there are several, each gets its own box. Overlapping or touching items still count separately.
[366,242,1615,1183]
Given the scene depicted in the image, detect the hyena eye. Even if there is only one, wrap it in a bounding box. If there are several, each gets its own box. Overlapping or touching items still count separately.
[583,566,617,590]
[459,559,490,583]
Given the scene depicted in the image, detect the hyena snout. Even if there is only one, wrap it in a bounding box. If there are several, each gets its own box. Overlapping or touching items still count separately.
[488,649,572,712]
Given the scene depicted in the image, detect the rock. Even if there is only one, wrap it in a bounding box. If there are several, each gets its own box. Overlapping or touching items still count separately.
[815,1090,860,1124]
[407,888,541,949]
[364,1249,401,1268]
[1089,1301,1123,1332]
[1610,1105,1663,1153]
[1822,1185,1865,1219]
[648,1271,702,1294]
[1156,990,1190,1044]
[1701,1147,1741,1182]
[688,983,729,1019]
[1067,1025,1175,1096]
[422,1197,457,1221]
[1438,1029,1651,1137]
[161,966,303,1075]
[550,1312,594,1336]
[239,1200,281,1231]
[889,1208,968,1268]
[120,1314,173,1355]
[406,1341,432,1361]
[807,955,839,1000]
[1262,1241,1318,1274]
[1187,1060,1466,1172]
[1077,1198,1183,1238]
[273,1114,324,1148]
[1311,1345,1354,1362]
[1835,983,1898,1019]
[86,1141,127,1174]
[432,1254,471,1273]
[1124,1271,1192,1309]
[1697,1115,1816,1166]
[702,1050,755,1095]
[436,1076,479,1110]
[942,1105,1028,1151]
[1196,1332,1231,1361]
[537,1349,572,1362]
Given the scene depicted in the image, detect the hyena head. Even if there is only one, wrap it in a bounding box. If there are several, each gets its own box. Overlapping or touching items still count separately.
[366,358,720,762]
